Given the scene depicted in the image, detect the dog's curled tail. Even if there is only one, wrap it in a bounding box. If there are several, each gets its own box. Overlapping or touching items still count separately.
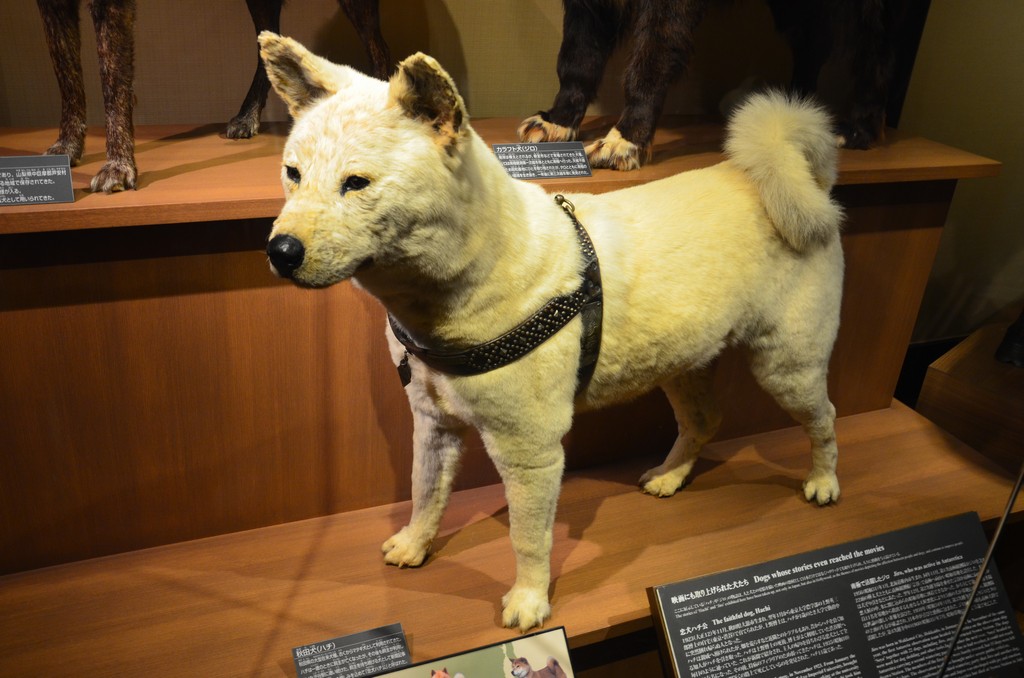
[724,91,843,251]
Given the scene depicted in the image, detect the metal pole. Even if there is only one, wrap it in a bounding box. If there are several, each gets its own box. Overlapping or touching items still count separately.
[935,460,1024,678]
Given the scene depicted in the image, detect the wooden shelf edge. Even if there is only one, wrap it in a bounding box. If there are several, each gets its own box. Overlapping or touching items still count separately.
[0,122,1000,235]
[1,403,1019,677]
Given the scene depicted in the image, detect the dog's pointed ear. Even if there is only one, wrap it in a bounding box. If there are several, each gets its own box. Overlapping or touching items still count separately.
[388,53,467,148]
[259,31,363,118]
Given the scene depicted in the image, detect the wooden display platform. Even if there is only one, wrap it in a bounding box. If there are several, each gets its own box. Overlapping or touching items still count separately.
[918,322,1024,472]
[0,403,1020,677]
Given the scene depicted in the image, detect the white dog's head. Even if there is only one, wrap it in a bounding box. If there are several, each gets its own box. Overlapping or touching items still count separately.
[259,33,475,290]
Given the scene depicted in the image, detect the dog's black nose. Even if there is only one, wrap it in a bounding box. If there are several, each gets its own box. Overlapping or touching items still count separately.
[267,234,305,278]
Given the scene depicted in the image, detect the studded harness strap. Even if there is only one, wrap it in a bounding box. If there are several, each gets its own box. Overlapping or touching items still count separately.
[389,194,603,394]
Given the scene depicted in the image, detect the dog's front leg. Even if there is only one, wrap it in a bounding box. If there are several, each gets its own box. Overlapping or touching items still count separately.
[382,390,466,568]
[227,0,283,139]
[487,433,565,632]
[517,0,619,144]
[37,0,88,165]
[89,0,137,192]
[587,0,712,170]
[338,0,392,79]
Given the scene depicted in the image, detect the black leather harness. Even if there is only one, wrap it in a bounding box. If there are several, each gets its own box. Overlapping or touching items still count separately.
[389,194,603,394]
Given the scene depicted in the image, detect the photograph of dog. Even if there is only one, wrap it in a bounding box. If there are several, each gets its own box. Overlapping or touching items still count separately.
[511,656,567,678]
[34,0,389,193]
[519,0,913,170]
[260,31,844,631]
[429,669,464,678]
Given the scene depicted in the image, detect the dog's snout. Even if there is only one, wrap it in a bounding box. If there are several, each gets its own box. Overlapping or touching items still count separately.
[267,234,305,278]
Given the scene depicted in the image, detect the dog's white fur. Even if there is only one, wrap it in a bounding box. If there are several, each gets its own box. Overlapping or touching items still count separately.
[260,32,844,632]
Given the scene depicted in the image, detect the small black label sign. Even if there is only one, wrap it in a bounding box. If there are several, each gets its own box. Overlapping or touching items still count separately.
[0,155,74,206]
[493,142,592,180]
[292,622,411,678]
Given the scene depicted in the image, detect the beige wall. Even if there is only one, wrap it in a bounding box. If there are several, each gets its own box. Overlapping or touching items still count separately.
[2,0,1019,341]
[0,0,574,126]
[0,0,788,125]
[898,0,1024,341]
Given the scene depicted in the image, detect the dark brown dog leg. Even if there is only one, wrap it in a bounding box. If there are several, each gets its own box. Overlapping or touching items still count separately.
[767,0,831,97]
[771,0,902,150]
[227,0,284,139]
[338,0,392,79]
[36,0,88,165]
[89,0,137,192]
[589,0,711,170]
[228,0,389,138]
[838,1,896,149]
[518,0,622,143]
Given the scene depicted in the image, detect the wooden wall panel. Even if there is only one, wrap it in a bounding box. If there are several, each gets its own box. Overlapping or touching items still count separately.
[0,221,397,572]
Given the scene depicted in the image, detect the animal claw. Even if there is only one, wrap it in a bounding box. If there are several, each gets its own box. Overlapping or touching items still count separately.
[90,159,137,193]
[382,526,431,567]
[803,471,840,505]
[501,585,551,632]
[585,130,649,171]
[516,114,577,144]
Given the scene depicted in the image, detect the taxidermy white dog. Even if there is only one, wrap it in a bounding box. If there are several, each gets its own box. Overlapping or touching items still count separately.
[259,32,844,632]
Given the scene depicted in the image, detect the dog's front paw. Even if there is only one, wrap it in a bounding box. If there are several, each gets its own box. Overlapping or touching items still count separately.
[835,117,881,150]
[585,128,650,171]
[501,585,551,632]
[90,158,137,193]
[803,471,840,505]
[382,526,431,567]
[226,110,261,139]
[638,467,688,499]
[45,138,85,166]
[516,113,577,143]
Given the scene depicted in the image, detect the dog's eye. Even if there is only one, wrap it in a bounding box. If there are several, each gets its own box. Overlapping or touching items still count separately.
[341,175,370,196]
[285,166,301,184]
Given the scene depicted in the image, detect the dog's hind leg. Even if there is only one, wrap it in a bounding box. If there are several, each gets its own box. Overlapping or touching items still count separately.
[518,0,621,144]
[37,0,88,165]
[587,0,711,170]
[338,0,392,79]
[88,0,137,192]
[640,366,721,497]
[382,392,468,568]
[227,0,283,139]
[748,342,840,505]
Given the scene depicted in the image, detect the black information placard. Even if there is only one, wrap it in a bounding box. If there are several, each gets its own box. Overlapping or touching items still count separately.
[292,622,411,678]
[492,142,592,180]
[0,155,74,206]
[650,513,1024,678]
